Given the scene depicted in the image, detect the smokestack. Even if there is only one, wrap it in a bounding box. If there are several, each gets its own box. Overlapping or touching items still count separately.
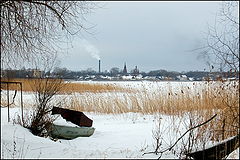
[98,59,101,73]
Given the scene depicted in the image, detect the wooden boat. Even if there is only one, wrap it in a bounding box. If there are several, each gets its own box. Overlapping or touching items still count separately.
[50,124,95,140]
[186,134,239,159]
[51,107,93,127]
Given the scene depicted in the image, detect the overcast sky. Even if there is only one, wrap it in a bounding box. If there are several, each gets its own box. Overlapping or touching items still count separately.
[59,1,223,72]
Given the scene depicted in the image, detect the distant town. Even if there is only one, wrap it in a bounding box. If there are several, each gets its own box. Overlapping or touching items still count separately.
[1,62,239,81]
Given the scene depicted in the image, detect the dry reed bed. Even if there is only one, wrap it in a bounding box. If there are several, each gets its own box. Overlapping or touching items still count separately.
[64,81,238,114]
[0,78,130,93]
[59,80,238,141]
[1,78,238,140]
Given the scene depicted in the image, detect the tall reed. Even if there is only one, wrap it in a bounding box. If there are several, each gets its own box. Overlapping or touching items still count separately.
[1,78,238,140]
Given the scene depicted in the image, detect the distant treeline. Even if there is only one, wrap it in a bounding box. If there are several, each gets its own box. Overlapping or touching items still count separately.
[1,67,239,80]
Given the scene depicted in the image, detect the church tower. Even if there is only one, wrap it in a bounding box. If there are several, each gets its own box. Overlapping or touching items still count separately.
[123,62,127,75]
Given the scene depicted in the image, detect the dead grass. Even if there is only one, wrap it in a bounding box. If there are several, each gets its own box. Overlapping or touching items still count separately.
[63,80,238,141]
[2,79,238,117]
[1,78,238,140]
[1,78,130,93]
[67,81,238,114]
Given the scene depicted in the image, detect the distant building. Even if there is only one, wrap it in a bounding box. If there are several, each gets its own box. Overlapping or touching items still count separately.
[122,62,128,75]
[132,66,139,76]
[122,75,133,80]
[177,75,188,81]
[32,69,42,78]
[1,69,16,78]
[135,74,143,80]
[188,77,195,81]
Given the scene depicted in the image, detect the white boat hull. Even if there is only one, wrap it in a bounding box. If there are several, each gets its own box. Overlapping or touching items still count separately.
[50,124,95,139]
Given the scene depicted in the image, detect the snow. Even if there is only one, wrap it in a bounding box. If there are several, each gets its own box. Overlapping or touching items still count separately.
[227,148,239,159]
[68,80,228,95]
[1,80,239,159]
[2,107,239,159]
[52,114,79,127]
[1,107,174,159]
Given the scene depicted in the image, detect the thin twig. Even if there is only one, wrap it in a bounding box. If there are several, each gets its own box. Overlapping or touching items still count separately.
[143,114,217,156]
[167,114,217,152]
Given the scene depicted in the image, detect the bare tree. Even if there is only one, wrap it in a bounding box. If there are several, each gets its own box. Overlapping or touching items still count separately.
[201,1,239,72]
[200,2,239,141]
[28,77,65,136]
[0,1,98,68]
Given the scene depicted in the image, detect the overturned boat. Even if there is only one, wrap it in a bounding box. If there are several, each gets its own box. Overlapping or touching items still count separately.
[50,107,95,139]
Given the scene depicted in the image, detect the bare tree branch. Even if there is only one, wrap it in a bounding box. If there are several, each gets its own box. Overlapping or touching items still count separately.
[0,1,98,68]
[143,114,217,158]
[197,1,239,72]
[165,114,217,153]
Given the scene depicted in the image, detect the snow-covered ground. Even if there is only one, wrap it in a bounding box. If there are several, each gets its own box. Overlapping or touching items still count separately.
[1,107,238,159]
[1,80,239,159]
[70,80,208,91]
[1,107,175,159]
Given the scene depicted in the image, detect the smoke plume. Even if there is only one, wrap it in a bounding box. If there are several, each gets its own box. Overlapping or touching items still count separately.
[81,39,100,60]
